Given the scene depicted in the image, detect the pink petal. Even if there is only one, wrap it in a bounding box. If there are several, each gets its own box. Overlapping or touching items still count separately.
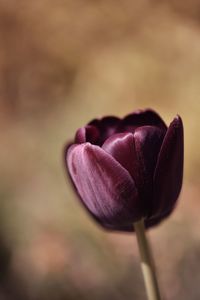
[102,132,136,178]
[67,143,141,226]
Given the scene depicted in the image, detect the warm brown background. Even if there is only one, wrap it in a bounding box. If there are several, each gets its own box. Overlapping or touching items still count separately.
[0,1,200,299]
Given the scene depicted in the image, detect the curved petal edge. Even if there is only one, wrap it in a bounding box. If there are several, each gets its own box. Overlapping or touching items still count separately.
[153,115,184,218]
[67,143,141,226]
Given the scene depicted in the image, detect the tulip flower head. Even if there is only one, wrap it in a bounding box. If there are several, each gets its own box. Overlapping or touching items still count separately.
[65,109,184,231]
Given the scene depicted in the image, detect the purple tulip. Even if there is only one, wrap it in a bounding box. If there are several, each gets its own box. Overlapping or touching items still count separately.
[65,109,184,232]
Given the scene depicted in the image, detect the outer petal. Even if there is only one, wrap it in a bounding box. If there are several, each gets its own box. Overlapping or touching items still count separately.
[75,125,99,144]
[119,109,167,133]
[99,223,133,232]
[97,209,171,232]
[88,116,121,145]
[102,132,136,178]
[145,209,172,228]
[100,208,172,232]
[67,143,141,226]
[133,126,165,215]
[153,115,184,218]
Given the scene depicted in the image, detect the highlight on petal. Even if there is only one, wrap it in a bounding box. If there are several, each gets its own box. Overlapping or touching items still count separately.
[153,115,184,218]
[119,109,167,132]
[102,132,136,178]
[67,143,141,226]
[75,125,99,144]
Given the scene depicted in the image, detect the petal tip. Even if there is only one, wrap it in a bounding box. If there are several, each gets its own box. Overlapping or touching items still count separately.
[170,115,184,132]
[174,114,182,122]
[75,125,100,144]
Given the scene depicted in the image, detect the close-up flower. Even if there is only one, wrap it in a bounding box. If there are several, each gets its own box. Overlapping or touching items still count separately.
[1,1,200,299]
[65,109,184,232]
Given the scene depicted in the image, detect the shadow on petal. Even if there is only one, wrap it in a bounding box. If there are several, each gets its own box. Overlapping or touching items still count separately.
[153,115,184,218]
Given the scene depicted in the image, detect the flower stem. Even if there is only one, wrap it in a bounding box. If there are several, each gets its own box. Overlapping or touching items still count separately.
[134,219,161,300]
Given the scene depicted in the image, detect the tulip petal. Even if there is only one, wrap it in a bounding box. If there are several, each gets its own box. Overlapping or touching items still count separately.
[67,143,141,226]
[75,125,99,144]
[153,116,184,217]
[88,116,121,145]
[100,208,171,232]
[133,126,165,215]
[120,109,167,132]
[96,209,171,232]
[145,209,172,228]
[102,132,136,179]
[99,223,133,232]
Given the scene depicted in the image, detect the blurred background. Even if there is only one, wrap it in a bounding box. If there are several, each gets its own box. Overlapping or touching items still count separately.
[0,0,199,299]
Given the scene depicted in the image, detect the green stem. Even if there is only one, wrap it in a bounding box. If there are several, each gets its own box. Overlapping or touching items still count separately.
[134,219,161,300]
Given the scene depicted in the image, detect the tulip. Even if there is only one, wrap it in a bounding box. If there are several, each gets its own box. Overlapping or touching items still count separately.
[65,109,184,232]
[64,109,184,300]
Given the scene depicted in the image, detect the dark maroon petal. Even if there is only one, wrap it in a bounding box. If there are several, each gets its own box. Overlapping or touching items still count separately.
[145,208,172,228]
[88,116,121,145]
[102,132,136,178]
[67,143,141,226]
[101,208,172,232]
[153,116,184,218]
[89,116,120,128]
[98,223,133,232]
[95,208,171,232]
[133,126,165,215]
[98,208,171,232]
[75,125,99,144]
[119,109,167,132]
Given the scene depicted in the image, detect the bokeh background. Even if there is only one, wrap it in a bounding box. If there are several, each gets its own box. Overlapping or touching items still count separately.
[0,0,200,299]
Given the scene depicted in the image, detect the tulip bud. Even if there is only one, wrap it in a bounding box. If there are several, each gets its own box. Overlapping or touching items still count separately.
[65,109,184,231]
